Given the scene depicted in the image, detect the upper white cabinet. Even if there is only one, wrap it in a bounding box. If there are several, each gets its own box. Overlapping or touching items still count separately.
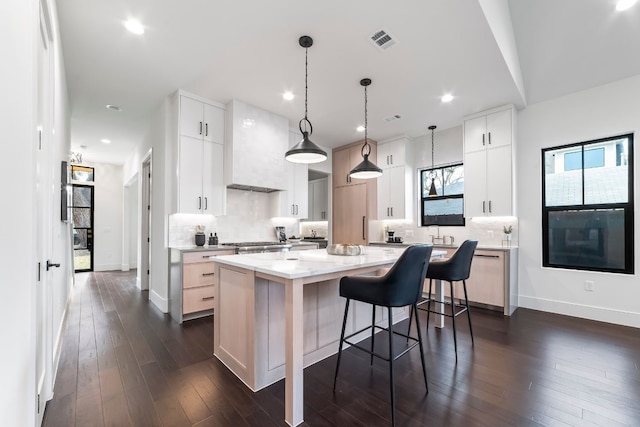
[225,100,288,191]
[377,137,406,168]
[307,177,328,221]
[175,92,225,215]
[376,137,413,220]
[272,130,309,218]
[463,106,515,218]
[180,96,224,143]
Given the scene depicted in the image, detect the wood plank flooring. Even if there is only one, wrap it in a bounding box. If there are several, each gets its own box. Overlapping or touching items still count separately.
[43,270,640,426]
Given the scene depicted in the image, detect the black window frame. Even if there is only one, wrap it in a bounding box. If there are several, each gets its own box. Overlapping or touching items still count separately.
[419,162,465,227]
[541,133,634,274]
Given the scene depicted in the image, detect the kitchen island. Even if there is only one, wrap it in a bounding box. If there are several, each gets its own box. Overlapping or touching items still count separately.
[211,246,445,427]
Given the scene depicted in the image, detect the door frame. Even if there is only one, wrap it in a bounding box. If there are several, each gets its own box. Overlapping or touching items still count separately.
[140,153,152,291]
[72,183,95,272]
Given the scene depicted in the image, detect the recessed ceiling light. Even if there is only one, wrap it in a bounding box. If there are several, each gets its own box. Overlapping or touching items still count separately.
[123,19,144,35]
[441,94,454,103]
[616,0,637,10]
[283,91,294,101]
[106,104,122,111]
[356,126,365,132]
[101,139,111,144]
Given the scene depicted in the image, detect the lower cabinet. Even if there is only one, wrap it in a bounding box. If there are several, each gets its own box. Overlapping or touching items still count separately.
[427,247,518,315]
[170,248,236,323]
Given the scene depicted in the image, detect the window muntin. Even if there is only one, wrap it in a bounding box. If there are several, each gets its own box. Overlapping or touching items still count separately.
[542,134,633,274]
[420,163,464,226]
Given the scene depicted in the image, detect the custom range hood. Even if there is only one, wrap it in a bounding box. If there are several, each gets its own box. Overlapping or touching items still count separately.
[225,100,289,193]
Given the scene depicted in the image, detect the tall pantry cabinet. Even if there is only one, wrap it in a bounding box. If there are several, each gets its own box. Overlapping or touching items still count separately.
[332,140,378,245]
[171,91,225,215]
[463,105,516,218]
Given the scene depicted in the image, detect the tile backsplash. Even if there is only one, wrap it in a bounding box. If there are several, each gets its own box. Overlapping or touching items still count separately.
[372,217,518,247]
[169,189,299,246]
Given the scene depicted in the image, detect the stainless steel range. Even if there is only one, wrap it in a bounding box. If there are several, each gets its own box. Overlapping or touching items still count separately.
[221,241,292,254]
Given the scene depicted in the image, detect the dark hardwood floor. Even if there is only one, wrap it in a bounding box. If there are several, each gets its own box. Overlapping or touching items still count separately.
[43,270,640,427]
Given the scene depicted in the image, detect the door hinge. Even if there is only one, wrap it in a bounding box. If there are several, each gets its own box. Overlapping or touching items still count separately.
[147,237,150,243]
[37,262,41,282]
[37,394,40,413]
[147,205,150,211]
[147,269,150,275]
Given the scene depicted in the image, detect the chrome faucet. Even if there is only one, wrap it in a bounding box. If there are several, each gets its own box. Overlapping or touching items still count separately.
[430,225,444,244]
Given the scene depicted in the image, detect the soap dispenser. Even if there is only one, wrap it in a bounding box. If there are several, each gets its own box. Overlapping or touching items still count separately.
[208,233,215,246]
[213,232,219,246]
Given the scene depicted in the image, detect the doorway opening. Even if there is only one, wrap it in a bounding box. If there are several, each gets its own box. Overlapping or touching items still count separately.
[72,184,94,272]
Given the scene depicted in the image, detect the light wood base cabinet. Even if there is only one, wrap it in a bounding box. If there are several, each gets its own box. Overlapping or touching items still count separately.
[170,248,236,323]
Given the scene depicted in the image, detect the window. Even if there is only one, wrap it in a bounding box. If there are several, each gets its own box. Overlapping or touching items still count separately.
[420,163,464,226]
[542,134,634,274]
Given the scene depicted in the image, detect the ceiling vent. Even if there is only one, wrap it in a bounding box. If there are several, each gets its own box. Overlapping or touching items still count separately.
[370,29,397,51]
[384,114,402,122]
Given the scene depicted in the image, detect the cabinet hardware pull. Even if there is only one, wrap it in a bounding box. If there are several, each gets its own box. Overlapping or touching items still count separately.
[202,255,212,258]
[390,207,393,217]
[482,133,485,146]
[362,216,366,240]
[482,201,486,213]
[202,272,215,276]
[204,197,208,210]
[201,296,214,301]
[295,204,298,215]
[488,200,492,213]
[199,121,203,135]
[474,254,500,258]
[488,132,491,144]
[198,197,202,210]
[387,207,389,216]
[390,154,393,164]
[205,123,208,136]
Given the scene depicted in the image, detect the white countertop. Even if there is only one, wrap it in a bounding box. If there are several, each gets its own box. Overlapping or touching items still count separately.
[211,246,446,280]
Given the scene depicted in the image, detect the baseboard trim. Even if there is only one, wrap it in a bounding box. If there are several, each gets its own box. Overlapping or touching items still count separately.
[150,290,169,313]
[518,295,640,328]
[94,264,121,272]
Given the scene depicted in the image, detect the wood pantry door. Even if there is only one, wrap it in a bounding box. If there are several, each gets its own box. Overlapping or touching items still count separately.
[333,183,367,245]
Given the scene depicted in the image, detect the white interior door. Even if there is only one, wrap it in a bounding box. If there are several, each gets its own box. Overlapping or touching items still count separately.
[36,4,53,423]
[140,158,151,291]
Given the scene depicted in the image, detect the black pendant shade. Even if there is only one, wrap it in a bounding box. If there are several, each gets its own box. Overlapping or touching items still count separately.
[285,36,327,164]
[350,78,382,179]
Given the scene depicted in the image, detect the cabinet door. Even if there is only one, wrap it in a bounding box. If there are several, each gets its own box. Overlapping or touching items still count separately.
[315,178,328,220]
[485,109,511,149]
[463,150,487,218]
[464,115,487,154]
[378,142,392,169]
[293,162,308,218]
[385,139,405,167]
[179,136,204,214]
[202,141,224,215]
[377,171,391,219]
[203,103,225,143]
[486,145,512,216]
[466,252,505,307]
[388,166,405,219]
[333,146,352,187]
[180,96,204,139]
[333,184,367,244]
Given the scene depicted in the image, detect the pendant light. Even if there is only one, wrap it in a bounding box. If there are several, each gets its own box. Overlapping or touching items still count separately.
[349,78,383,179]
[428,125,438,196]
[285,36,327,164]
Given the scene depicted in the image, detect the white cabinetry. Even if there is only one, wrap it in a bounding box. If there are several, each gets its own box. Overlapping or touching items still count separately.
[176,93,225,215]
[307,178,328,221]
[272,130,309,218]
[376,137,413,220]
[225,99,288,191]
[463,106,515,218]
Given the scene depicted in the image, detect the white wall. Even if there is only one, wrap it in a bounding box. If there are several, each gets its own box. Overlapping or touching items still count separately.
[516,74,640,328]
[86,162,124,271]
[1,0,71,425]
[122,100,171,312]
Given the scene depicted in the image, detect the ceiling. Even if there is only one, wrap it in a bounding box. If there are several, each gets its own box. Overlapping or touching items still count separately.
[56,0,640,165]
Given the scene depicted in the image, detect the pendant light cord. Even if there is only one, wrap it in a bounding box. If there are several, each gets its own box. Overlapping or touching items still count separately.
[362,83,371,157]
[304,47,309,125]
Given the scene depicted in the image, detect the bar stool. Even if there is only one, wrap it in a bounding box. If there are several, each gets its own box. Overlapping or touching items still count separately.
[410,239,478,360]
[333,244,433,427]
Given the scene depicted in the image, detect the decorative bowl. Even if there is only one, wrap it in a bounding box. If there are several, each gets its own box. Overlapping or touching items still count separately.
[326,244,364,256]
